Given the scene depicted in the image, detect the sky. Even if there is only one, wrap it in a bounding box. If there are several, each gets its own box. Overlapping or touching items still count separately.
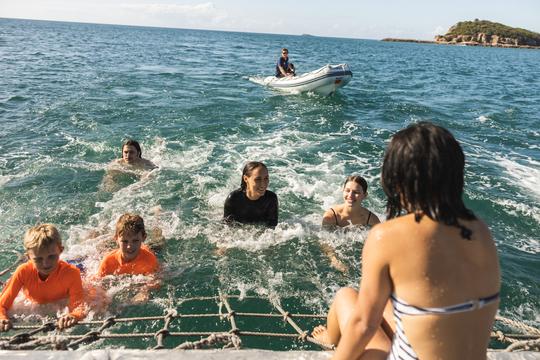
[1,0,539,40]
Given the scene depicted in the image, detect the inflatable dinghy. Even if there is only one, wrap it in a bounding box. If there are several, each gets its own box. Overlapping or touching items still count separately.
[260,64,352,96]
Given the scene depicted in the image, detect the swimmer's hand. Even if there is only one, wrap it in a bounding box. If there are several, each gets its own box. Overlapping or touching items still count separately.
[57,314,78,330]
[132,290,149,304]
[0,318,12,332]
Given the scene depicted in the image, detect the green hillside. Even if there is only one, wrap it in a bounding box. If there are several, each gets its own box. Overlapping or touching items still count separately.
[447,19,540,44]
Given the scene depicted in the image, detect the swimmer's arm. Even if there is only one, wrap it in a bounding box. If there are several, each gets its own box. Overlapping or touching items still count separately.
[96,253,116,278]
[0,267,25,326]
[101,161,123,191]
[133,275,161,303]
[322,210,337,228]
[67,272,87,321]
[266,196,278,228]
[320,242,348,274]
[57,314,78,330]
[0,318,12,332]
[143,159,158,170]
[223,196,236,223]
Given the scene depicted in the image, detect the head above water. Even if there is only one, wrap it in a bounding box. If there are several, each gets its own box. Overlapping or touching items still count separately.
[381,121,475,238]
[115,213,146,238]
[240,161,268,191]
[343,175,368,194]
[281,48,288,56]
[23,224,63,252]
[122,139,142,159]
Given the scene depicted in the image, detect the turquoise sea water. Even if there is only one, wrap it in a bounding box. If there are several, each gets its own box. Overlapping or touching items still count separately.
[0,18,538,349]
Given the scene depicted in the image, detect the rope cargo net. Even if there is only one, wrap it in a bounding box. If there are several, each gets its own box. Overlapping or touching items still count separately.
[0,291,538,352]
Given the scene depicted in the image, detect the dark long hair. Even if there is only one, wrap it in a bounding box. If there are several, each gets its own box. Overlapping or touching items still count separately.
[343,175,368,193]
[240,161,268,191]
[122,139,142,158]
[381,122,476,239]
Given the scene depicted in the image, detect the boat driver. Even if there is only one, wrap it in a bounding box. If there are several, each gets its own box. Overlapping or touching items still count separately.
[275,48,295,78]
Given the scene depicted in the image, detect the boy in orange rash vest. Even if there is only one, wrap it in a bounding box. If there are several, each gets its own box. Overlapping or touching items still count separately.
[97,213,159,277]
[0,224,86,332]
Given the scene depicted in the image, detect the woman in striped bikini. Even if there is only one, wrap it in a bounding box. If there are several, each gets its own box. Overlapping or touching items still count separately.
[313,122,501,359]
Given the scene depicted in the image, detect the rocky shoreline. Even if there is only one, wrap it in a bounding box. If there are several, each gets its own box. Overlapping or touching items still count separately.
[382,20,540,49]
[382,37,540,49]
[382,38,436,44]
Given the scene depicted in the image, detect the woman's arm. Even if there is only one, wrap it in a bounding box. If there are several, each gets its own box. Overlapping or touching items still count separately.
[322,209,338,228]
[266,194,278,228]
[223,192,236,223]
[332,227,392,359]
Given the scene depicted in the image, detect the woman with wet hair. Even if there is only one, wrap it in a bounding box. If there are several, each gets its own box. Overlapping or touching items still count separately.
[313,122,500,359]
[116,139,156,170]
[102,139,157,192]
[223,161,278,228]
[322,175,380,228]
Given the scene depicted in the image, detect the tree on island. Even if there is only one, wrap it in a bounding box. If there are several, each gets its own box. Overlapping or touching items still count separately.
[436,20,540,47]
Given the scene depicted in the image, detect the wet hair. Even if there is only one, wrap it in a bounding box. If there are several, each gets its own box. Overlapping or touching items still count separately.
[115,213,146,237]
[24,224,62,251]
[240,161,268,191]
[381,121,476,239]
[343,175,368,194]
[122,139,142,158]
[281,48,288,53]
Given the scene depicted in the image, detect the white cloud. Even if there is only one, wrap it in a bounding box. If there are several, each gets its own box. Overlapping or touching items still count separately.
[115,2,229,28]
[120,2,216,16]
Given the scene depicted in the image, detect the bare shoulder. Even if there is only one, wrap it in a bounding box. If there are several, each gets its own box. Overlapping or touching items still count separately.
[460,217,493,241]
[108,159,123,167]
[142,158,157,169]
[364,215,412,249]
[322,206,338,225]
[368,210,381,225]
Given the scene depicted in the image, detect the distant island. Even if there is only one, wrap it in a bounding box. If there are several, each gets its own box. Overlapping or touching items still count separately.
[382,19,540,49]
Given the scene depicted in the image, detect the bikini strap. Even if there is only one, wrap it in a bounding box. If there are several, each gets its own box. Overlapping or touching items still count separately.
[330,208,338,226]
[366,211,371,226]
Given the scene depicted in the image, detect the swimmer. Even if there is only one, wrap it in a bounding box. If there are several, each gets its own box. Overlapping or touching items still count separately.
[97,213,159,277]
[320,176,381,273]
[114,139,157,170]
[97,214,159,303]
[322,175,380,228]
[0,224,86,332]
[223,161,278,228]
[102,139,157,192]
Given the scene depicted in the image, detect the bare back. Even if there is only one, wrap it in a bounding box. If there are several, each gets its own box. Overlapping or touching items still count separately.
[378,214,500,359]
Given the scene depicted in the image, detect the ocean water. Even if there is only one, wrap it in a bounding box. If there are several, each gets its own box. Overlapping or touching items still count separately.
[0,18,538,349]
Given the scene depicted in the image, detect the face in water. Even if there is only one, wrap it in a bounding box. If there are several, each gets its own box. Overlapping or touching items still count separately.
[27,243,63,278]
[116,231,145,262]
[342,181,366,207]
[122,145,140,164]
[244,166,269,199]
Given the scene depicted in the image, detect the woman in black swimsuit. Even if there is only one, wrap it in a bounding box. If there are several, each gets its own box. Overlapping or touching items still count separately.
[322,175,380,228]
[223,161,278,228]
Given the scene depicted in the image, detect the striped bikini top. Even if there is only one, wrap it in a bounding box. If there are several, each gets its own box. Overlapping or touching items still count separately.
[388,292,500,360]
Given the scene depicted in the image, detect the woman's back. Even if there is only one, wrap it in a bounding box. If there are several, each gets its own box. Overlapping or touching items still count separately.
[380,213,500,359]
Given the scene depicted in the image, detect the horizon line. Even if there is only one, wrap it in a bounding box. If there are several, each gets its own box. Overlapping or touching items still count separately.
[0,16,385,41]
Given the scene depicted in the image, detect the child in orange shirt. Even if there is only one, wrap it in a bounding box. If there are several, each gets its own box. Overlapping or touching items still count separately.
[97,213,159,277]
[0,224,86,332]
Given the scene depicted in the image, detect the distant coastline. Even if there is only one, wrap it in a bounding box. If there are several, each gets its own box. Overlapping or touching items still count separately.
[382,19,540,49]
[382,38,435,44]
